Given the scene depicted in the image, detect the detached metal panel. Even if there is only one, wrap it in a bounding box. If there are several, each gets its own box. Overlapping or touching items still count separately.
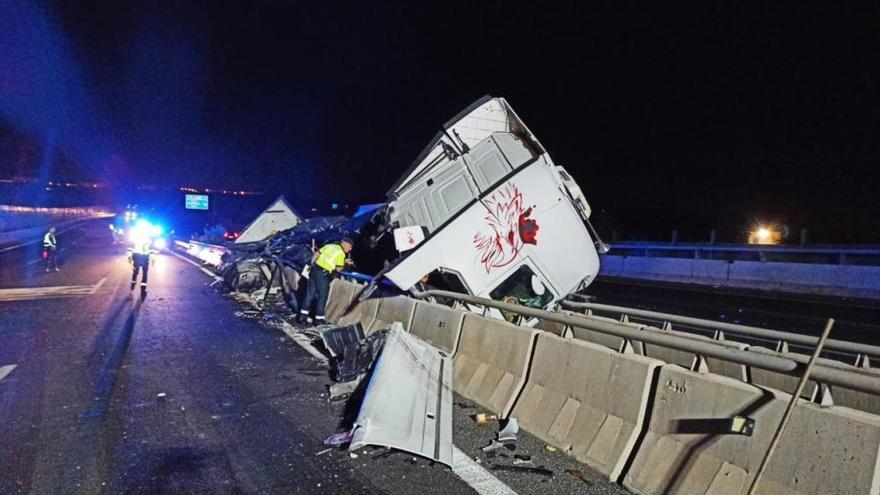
[349,327,453,466]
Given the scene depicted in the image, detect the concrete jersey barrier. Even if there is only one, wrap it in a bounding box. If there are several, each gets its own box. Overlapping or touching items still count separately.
[623,364,880,495]
[512,333,663,481]
[369,296,417,333]
[453,313,537,418]
[409,301,466,354]
[324,279,361,324]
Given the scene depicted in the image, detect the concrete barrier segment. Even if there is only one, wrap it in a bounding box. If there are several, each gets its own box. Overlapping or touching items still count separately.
[511,333,663,481]
[324,279,361,324]
[409,301,466,354]
[623,364,880,495]
[453,314,537,418]
[369,296,417,333]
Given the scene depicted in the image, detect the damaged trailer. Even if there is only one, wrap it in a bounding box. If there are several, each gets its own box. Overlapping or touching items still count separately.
[219,95,604,315]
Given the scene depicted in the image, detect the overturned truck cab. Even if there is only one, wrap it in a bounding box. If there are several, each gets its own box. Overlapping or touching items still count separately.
[381,95,603,311]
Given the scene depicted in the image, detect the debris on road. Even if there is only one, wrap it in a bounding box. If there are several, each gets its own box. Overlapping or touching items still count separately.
[566,468,595,486]
[489,464,554,477]
[481,440,510,458]
[544,445,557,453]
[472,413,497,426]
[324,431,353,447]
[497,417,519,443]
[348,325,453,466]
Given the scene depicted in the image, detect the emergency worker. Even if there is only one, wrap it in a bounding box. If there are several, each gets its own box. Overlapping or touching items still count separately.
[129,234,152,295]
[297,238,353,324]
[43,227,59,272]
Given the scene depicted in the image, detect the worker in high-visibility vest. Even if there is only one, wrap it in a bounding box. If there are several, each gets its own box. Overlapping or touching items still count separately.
[43,226,59,272]
[129,234,152,296]
[297,238,353,324]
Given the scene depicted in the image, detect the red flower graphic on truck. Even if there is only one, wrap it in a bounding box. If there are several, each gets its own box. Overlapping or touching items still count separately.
[473,184,539,273]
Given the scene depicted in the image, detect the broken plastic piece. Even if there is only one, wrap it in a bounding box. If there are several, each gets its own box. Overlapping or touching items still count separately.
[481,440,505,458]
[544,445,557,453]
[498,417,519,443]
[324,431,353,446]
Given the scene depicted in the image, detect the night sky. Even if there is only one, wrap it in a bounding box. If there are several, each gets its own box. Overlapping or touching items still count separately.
[1,1,878,242]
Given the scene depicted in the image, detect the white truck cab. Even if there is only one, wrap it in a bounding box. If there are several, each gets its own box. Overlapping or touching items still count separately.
[381,96,602,312]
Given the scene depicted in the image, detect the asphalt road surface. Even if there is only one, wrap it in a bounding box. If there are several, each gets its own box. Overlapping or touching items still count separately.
[0,221,626,495]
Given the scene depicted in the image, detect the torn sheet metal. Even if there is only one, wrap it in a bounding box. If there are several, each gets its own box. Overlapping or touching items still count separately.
[349,326,453,466]
[320,323,365,358]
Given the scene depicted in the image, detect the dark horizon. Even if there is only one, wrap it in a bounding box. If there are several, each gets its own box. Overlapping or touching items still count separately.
[1,1,878,243]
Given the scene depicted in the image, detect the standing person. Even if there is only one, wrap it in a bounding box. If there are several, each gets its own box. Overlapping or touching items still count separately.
[43,226,59,272]
[129,234,152,296]
[296,238,353,325]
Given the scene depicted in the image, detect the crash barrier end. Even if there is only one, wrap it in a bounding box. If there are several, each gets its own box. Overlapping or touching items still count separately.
[513,333,663,481]
[409,301,466,354]
[453,313,537,418]
[623,364,880,495]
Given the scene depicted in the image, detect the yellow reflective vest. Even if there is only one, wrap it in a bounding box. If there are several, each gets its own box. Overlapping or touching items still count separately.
[315,243,345,273]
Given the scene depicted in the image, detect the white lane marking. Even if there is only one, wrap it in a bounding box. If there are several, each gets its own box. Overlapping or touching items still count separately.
[274,320,517,495]
[89,277,107,294]
[452,447,518,495]
[0,278,108,302]
[169,250,223,280]
[0,364,17,382]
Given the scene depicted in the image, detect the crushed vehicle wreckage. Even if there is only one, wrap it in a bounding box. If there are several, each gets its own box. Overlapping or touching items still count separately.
[217,95,606,315]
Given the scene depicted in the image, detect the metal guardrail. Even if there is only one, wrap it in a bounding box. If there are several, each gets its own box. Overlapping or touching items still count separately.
[561,300,880,360]
[606,241,880,266]
[411,290,880,395]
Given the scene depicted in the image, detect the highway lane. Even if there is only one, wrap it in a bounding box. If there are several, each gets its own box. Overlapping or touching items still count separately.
[0,224,483,494]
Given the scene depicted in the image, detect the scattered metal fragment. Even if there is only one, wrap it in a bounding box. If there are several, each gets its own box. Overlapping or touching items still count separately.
[490,464,553,477]
[566,468,594,486]
[514,454,531,462]
[349,326,453,466]
[320,323,365,358]
[481,440,517,458]
[481,440,505,458]
[328,375,364,400]
[473,413,497,426]
[324,431,353,446]
[349,452,359,459]
[156,392,167,399]
[315,448,333,456]
[498,417,519,443]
